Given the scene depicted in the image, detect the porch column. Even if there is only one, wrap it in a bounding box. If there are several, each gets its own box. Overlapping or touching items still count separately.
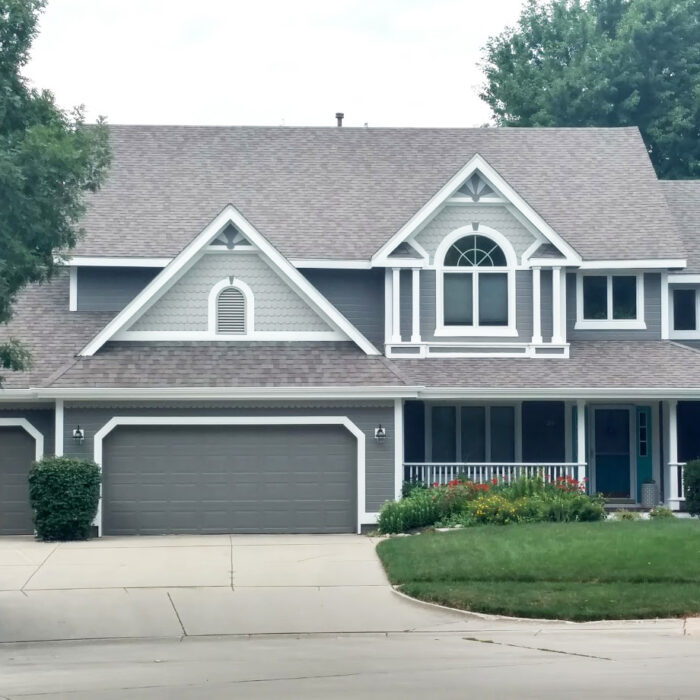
[55,399,64,457]
[394,399,404,500]
[531,267,542,344]
[666,399,681,510]
[552,266,564,344]
[411,268,421,343]
[391,268,401,343]
[576,399,586,484]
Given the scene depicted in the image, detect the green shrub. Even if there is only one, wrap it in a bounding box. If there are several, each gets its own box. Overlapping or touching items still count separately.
[649,506,675,519]
[614,510,641,521]
[684,460,700,516]
[377,488,447,534]
[401,480,428,498]
[28,457,101,541]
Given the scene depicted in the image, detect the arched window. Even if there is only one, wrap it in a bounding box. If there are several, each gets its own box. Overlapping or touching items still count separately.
[217,287,246,334]
[436,229,516,336]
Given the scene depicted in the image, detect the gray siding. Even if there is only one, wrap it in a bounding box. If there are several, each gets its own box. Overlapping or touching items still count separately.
[540,269,553,342]
[131,253,332,333]
[63,402,395,513]
[420,269,533,343]
[77,267,159,312]
[413,204,536,263]
[566,272,662,340]
[400,269,412,341]
[302,269,384,348]
[0,408,55,456]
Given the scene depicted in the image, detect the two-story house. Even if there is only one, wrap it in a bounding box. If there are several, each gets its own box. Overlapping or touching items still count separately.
[2,125,700,536]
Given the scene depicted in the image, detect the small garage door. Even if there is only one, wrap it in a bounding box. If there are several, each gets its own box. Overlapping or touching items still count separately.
[102,424,357,535]
[0,427,35,535]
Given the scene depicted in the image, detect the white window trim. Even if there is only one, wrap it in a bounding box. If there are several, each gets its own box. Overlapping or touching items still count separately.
[0,418,44,460]
[92,415,368,535]
[575,272,646,330]
[207,277,255,336]
[434,225,518,337]
[669,285,700,339]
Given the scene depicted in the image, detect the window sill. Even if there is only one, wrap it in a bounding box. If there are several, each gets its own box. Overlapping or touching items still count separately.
[434,325,519,337]
[574,320,646,330]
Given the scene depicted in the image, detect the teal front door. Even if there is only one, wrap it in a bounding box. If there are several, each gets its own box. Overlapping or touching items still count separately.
[593,408,632,498]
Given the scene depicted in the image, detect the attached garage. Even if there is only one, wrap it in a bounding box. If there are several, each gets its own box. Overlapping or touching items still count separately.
[101,423,359,535]
[0,426,37,535]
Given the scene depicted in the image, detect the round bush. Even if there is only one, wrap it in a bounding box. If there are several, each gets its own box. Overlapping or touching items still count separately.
[28,457,101,541]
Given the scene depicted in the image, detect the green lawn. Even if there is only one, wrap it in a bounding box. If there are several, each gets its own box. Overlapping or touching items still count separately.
[376,520,700,621]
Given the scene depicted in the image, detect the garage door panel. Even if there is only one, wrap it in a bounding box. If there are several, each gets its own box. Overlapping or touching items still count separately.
[0,427,35,535]
[102,424,356,535]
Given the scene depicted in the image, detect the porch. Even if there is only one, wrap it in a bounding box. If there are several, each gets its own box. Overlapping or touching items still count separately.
[401,400,698,509]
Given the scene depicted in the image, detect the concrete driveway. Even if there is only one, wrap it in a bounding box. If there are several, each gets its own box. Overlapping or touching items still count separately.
[0,534,470,642]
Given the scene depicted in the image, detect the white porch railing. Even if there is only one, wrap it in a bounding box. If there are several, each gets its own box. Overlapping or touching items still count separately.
[668,462,686,509]
[403,462,587,486]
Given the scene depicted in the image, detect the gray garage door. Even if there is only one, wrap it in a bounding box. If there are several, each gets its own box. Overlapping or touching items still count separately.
[0,427,35,535]
[102,424,357,535]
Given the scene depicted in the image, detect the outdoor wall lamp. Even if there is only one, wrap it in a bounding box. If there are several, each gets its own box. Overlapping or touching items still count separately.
[374,424,387,441]
[72,425,85,444]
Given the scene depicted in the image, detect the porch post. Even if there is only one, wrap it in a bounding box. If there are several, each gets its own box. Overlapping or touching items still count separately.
[394,399,404,500]
[391,268,401,343]
[531,267,542,344]
[576,399,586,485]
[55,399,64,457]
[666,399,681,510]
[411,268,421,343]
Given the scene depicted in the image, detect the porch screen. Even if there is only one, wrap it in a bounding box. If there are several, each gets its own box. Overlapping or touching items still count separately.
[522,401,566,463]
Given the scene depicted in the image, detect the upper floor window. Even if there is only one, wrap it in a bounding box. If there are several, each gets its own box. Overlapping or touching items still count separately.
[436,229,516,337]
[672,287,699,334]
[575,273,645,330]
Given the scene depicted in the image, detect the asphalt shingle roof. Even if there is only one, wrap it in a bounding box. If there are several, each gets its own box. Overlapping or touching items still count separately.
[73,125,682,262]
[661,181,700,272]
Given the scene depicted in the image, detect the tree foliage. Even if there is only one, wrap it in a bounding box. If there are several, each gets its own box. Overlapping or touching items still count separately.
[0,0,110,377]
[480,0,700,178]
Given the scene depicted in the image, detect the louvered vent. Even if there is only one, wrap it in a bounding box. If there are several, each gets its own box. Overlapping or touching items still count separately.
[217,287,246,334]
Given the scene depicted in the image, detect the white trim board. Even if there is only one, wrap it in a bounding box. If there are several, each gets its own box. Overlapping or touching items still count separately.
[0,418,44,460]
[372,154,581,267]
[79,204,380,357]
[579,259,687,270]
[92,415,368,535]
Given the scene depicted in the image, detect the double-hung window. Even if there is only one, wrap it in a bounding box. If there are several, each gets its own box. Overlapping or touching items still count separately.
[437,233,516,336]
[671,287,700,336]
[576,273,645,329]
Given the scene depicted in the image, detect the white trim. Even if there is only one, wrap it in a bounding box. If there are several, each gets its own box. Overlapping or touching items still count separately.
[661,271,670,339]
[579,259,686,270]
[531,267,542,344]
[575,272,646,329]
[55,399,64,457]
[69,268,78,312]
[79,204,380,357]
[291,259,372,269]
[113,330,345,342]
[576,399,586,468]
[411,268,421,343]
[92,415,367,535]
[63,257,172,267]
[391,268,401,343]
[0,418,44,461]
[668,283,700,339]
[372,154,581,266]
[384,269,392,346]
[668,273,700,283]
[207,277,255,336]
[394,399,404,501]
[434,225,517,337]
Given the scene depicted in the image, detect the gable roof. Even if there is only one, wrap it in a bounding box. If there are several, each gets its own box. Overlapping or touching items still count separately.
[79,205,380,356]
[73,125,682,263]
[660,180,700,272]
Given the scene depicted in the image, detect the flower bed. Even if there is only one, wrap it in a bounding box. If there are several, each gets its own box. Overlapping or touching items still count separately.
[377,474,605,534]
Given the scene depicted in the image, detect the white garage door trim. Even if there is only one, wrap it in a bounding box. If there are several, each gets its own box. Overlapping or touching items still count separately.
[0,418,44,460]
[93,416,367,535]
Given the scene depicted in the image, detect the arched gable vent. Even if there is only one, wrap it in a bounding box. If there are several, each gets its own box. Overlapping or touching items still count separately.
[217,287,246,334]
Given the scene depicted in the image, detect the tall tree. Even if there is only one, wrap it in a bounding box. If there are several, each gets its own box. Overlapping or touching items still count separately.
[480,0,700,178]
[0,0,110,380]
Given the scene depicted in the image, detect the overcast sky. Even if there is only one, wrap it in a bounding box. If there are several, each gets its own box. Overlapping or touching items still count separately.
[24,0,525,128]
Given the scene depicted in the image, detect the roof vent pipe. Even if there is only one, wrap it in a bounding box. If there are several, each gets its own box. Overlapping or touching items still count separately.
[335,112,344,127]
